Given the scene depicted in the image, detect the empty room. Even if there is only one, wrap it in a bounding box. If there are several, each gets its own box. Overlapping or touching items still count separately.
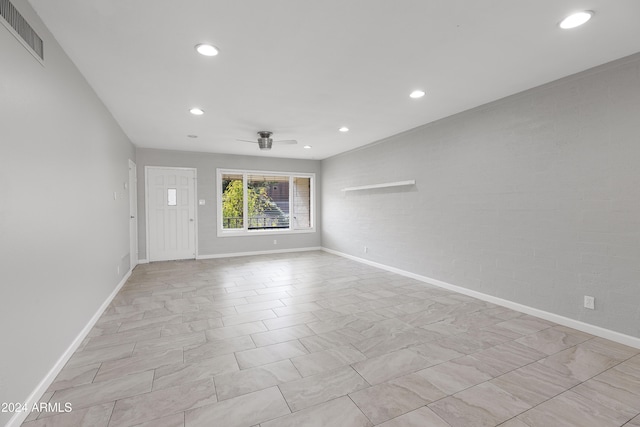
[2,1,640,426]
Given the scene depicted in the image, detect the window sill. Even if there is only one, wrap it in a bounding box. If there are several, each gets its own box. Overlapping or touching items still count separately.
[217,228,316,238]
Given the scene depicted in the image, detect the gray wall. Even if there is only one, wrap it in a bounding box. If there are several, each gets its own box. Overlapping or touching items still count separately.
[136,148,321,259]
[0,1,135,424]
[322,53,640,338]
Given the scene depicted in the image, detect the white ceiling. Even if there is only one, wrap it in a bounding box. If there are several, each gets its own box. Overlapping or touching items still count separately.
[27,0,640,160]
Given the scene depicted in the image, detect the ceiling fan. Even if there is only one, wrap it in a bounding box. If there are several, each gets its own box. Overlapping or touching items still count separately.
[237,131,298,151]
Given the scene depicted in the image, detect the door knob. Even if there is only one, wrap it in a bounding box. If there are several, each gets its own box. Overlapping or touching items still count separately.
[130,216,135,219]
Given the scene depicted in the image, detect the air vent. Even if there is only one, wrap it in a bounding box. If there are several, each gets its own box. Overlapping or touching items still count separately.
[0,0,44,61]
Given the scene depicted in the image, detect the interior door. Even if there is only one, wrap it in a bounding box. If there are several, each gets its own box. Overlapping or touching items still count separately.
[129,159,138,269]
[146,167,196,261]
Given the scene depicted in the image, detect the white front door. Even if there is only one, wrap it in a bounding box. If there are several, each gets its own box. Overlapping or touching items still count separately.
[146,167,197,261]
[129,159,138,269]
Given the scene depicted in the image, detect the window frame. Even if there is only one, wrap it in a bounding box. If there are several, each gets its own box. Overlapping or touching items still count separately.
[216,168,316,237]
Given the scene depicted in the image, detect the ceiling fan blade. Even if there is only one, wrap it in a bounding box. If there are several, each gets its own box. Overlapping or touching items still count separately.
[274,139,298,145]
[236,139,258,143]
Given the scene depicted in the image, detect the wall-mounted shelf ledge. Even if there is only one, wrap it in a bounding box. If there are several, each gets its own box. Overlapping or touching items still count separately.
[341,180,416,192]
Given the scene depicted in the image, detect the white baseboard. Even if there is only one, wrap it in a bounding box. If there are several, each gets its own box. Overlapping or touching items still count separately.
[137,258,149,264]
[7,270,132,427]
[322,247,640,350]
[197,246,322,260]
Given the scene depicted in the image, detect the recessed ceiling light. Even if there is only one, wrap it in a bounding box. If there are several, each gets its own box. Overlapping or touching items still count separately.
[559,11,593,29]
[189,108,204,116]
[304,145,312,149]
[187,135,198,138]
[195,44,219,56]
[410,90,425,99]
[339,127,349,132]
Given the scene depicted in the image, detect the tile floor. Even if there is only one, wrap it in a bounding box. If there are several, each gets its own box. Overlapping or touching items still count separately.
[22,251,640,427]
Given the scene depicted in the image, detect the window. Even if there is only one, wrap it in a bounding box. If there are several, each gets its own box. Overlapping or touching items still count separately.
[218,169,315,235]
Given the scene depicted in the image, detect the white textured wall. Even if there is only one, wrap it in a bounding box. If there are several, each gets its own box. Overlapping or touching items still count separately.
[0,1,134,424]
[135,148,321,258]
[322,53,640,338]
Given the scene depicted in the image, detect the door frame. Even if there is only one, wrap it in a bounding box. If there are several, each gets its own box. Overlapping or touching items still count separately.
[144,166,198,261]
[129,159,138,270]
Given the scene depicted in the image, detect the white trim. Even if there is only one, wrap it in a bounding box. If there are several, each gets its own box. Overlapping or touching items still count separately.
[341,180,416,192]
[6,270,132,427]
[197,246,321,260]
[128,159,138,271]
[216,168,316,237]
[137,258,149,264]
[322,247,640,350]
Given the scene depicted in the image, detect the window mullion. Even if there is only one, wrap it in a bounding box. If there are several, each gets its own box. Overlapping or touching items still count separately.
[243,173,248,231]
[289,176,294,230]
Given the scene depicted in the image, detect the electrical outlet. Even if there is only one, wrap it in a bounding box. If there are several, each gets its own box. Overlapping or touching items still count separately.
[584,295,595,310]
[117,265,120,275]
[364,246,368,253]
[273,239,277,245]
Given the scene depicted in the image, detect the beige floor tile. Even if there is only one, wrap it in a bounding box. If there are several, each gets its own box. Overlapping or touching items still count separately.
[221,309,277,326]
[490,362,580,406]
[410,340,466,364]
[22,402,114,427]
[307,315,372,334]
[234,299,285,314]
[250,324,315,347]
[262,312,319,330]
[132,331,205,356]
[517,390,634,427]
[538,340,628,382]
[352,348,433,385]
[261,396,372,427]
[47,363,100,392]
[353,329,440,358]
[291,345,366,377]
[184,335,255,363]
[203,321,267,341]
[118,314,182,333]
[84,327,162,350]
[131,412,184,427]
[109,378,216,426]
[429,382,531,427]
[571,364,640,415]
[278,366,368,411]
[350,372,446,424]
[46,371,153,414]
[160,318,223,337]
[33,252,640,427]
[184,386,290,427]
[214,359,301,400]
[627,415,640,426]
[93,348,183,382]
[376,406,450,427]
[153,353,239,391]
[416,357,493,395]
[235,340,308,369]
[516,325,593,355]
[65,342,134,368]
[499,417,531,427]
[299,328,367,352]
[464,341,546,376]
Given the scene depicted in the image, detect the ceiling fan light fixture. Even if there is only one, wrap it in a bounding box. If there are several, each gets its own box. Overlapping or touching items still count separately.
[195,43,219,56]
[559,11,593,29]
[304,145,312,149]
[410,90,426,99]
[339,126,349,132]
[189,107,204,116]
